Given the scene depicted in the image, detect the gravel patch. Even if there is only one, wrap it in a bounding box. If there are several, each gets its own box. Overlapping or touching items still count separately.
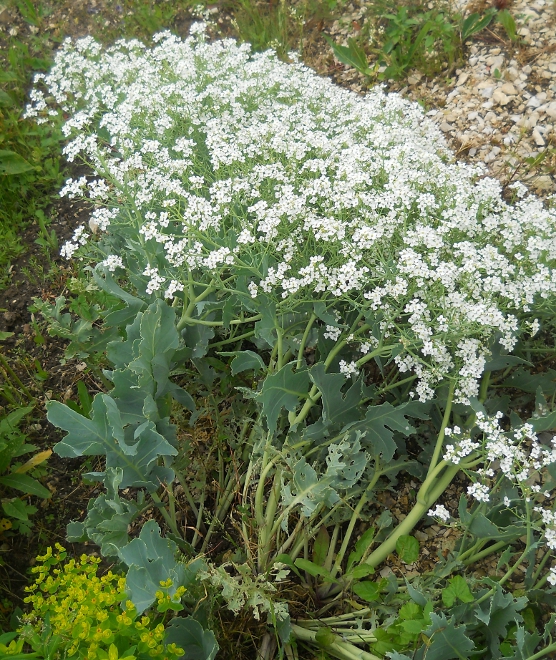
[325,0,556,196]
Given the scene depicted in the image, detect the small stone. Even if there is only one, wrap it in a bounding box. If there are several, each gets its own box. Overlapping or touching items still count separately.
[492,89,509,105]
[534,175,553,190]
[546,102,556,119]
[444,113,457,123]
[457,72,469,86]
[506,66,520,81]
[499,82,517,96]
[487,55,504,70]
[407,75,420,85]
[527,96,542,108]
[440,122,452,132]
[533,128,546,146]
[549,62,556,73]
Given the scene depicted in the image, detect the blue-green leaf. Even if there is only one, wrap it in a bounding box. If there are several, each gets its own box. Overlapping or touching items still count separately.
[423,613,474,660]
[165,617,219,660]
[257,363,310,434]
[218,350,266,375]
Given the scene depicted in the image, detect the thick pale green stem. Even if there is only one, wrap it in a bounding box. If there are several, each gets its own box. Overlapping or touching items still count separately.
[427,380,455,478]
[461,540,507,566]
[363,463,460,568]
[524,642,556,660]
[291,625,380,660]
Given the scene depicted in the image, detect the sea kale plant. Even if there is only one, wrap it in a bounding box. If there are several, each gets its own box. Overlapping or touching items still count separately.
[24,23,556,659]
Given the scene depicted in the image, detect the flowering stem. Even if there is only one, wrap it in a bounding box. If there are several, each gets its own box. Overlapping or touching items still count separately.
[524,642,556,660]
[176,282,216,331]
[426,380,455,479]
[460,539,507,566]
[531,549,551,586]
[296,313,316,370]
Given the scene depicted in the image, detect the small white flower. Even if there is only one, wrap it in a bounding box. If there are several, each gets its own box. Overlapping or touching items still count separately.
[467,482,490,503]
[428,504,450,522]
[338,360,359,378]
[99,255,124,272]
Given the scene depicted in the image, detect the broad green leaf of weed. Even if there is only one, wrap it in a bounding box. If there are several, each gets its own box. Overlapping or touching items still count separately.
[396,534,419,564]
[312,525,330,567]
[0,150,35,175]
[461,11,495,41]
[353,580,381,602]
[497,9,518,41]
[2,498,35,521]
[0,473,50,498]
[294,558,333,581]
[323,35,372,76]
[347,527,375,569]
[442,575,474,607]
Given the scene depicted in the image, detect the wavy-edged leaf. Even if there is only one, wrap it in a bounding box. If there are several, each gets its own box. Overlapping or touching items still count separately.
[309,363,363,430]
[118,520,204,613]
[218,350,266,375]
[423,613,474,660]
[257,363,310,434]
[350,400,429,462]
[48,394,177,489]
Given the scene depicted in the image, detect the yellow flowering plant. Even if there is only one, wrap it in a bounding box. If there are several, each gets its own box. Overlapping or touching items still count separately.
[4,545,186,660]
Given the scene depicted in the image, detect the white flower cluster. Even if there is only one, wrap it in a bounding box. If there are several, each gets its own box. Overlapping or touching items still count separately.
[99,255,124,272]
[443,425,480,465]
[339,360,359,378]
[475,412,556,483]
[143,266,165,295]
[60,225,89,259]
[428,504,451,522]
[452,412,556,551]
[27,27,556,401]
